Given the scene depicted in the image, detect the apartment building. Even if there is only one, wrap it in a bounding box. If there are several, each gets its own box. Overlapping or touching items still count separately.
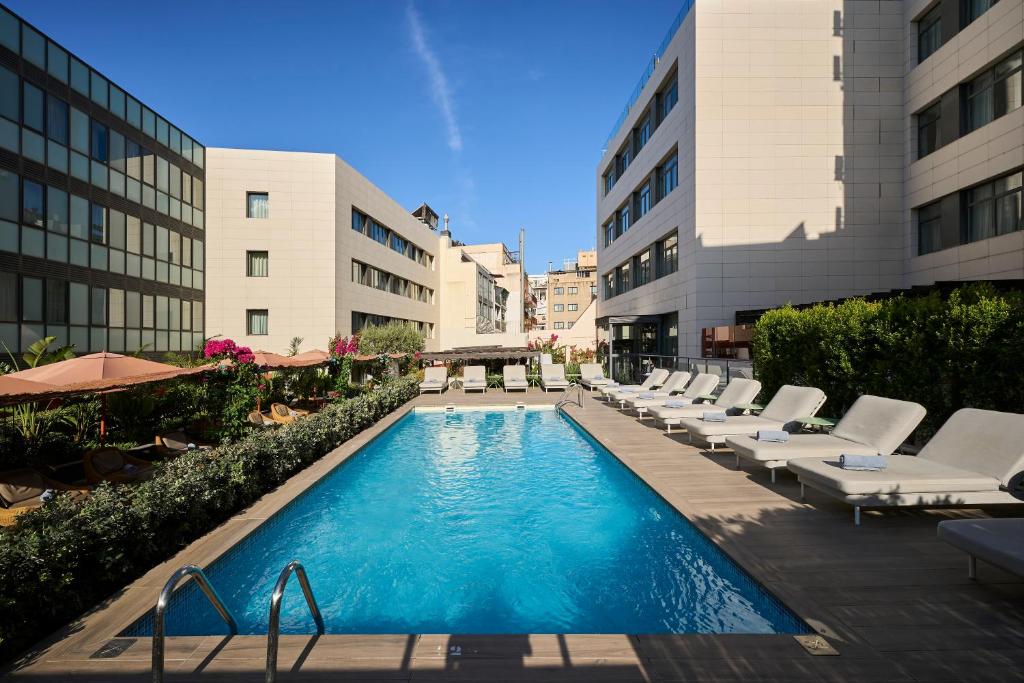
[0,5,206,357]
[596,0,1022,358]
[528,274,548,328]
[546,250,598,332]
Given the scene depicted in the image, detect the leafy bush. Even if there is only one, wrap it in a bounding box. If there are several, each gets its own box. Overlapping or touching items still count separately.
[0,377,418,661]
[752,284,1024,438]
[357,322,425,355]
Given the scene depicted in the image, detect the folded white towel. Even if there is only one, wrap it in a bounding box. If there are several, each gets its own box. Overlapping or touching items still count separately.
[638,392,656,399]
[585,375,604,381]
[839,454,887,471]
[702,412,728,422]
[664,399,688,408]
[757,430,789,442]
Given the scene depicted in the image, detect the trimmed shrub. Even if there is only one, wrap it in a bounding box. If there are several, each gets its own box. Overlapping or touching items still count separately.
[0,377,418,662]
[752,284,1024,438]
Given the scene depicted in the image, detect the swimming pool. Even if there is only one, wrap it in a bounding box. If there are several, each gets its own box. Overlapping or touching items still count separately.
[124,407,807,636]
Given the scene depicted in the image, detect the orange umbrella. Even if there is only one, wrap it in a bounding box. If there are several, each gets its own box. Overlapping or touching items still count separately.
[5,352,207,441]
[0,375,57,402]
[250,350,293,368]
[291,349,329,364]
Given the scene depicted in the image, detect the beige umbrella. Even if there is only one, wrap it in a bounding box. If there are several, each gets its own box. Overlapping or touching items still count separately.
[4,352,207,441]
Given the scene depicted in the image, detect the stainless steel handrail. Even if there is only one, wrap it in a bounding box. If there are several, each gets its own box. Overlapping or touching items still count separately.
[555,381,585,411]
[153,564,238,683]
[265,560,325,683]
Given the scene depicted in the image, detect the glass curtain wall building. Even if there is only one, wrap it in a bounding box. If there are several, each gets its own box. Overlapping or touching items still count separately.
[0,4,205,356]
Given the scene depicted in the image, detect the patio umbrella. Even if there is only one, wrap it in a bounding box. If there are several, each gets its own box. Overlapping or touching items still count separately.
[0,375,57,403]
[4,352,207,441]
[250,351,293,368]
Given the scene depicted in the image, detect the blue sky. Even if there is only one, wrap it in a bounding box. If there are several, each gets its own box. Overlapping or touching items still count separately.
[8,0,681,274]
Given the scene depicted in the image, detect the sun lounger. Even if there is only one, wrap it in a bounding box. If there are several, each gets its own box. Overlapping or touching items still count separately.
[727,395,926,482]
[503,365,529,393]
[419,366,448,394]
[789,408,1024,525]
[0,469,89,526]
[619,371,692,411]
[579,363,611,392]
[648,377,763,432]
[540,363,570,392]
[270,403,306,425]
[602,368,670,401]
[938,518,1024,580]
[157,430,213,452]
[676,384,825,451]
[462,365,487,393]
[629,372,723,419]
[84,447,154,484]
[248,410,277,427]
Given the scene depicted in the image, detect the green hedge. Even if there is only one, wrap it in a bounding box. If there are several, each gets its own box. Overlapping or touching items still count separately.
[0,377,418,661]
[752,284,1024,438]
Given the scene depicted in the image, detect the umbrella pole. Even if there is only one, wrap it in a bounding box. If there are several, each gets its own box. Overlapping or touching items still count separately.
[100,394,107,444]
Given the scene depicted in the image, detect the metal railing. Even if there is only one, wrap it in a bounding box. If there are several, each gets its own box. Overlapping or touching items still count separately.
[266,560,325,683]
[555,381,586,411]
[153,564,238,683]
[609,353,755,387]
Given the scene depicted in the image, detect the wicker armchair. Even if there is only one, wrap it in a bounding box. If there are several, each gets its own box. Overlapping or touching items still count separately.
[0,469,89,527]
[84,447,155,484]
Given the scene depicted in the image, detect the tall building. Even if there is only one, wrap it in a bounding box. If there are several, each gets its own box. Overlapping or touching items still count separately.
[0,4,206,357]
[205,148,529,353]
[596,0,1022,358]
[528,274,548,328]
[545,250,597,332]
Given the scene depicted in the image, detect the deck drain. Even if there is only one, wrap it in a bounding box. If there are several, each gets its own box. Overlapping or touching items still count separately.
[90,638,137,659]
[794,634,839,656]
[515,402,526,410]
[444,404,456,412]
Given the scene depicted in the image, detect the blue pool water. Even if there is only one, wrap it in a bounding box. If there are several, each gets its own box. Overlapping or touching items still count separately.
[124,408,807,635]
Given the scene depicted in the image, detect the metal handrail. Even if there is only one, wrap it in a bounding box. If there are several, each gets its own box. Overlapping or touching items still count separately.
[555,381,585,411]
[266,560,325,683]
[153,564,237,683]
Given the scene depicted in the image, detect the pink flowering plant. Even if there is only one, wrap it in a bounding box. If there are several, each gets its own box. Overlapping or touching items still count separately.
[202,337,262,440]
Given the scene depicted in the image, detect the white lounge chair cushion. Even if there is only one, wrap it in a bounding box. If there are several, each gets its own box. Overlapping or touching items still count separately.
[677,373,720,401]
[759,385,827,426]
[938,519,1024,577]
[830,395,926,455]
[463,380,487,387]
[709,378,762,409]
[727,433,879,463]
[917,408,1024,489]
[680,415,785,438]
[789,455,1002,495]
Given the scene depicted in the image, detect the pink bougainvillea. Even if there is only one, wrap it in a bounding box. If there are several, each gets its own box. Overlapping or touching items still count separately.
[330,334,360,357]
[203,338,255,365]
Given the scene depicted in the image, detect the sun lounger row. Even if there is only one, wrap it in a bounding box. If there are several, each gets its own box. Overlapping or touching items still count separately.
[418,363,612,394]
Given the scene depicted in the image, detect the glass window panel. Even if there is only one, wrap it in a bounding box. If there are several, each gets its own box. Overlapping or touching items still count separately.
[90,161,108,190]
[156,296,168,329]
[142,107,155,138]
[70,107,88,153]
[0,168,16,221]
[90,71,108,108]
[192,302,203,332]
[247,309,268,336]
[109,169,125,196]
[126,253,140,278]
[169,163,181,198]
[21,129,43,163]
[193,240,203,270]
[126,215,140,253]
[70,57,89,95]
[142,295,153,328]
[90,120,108,162]
[92,243,109,270]
[126,177,141,203]
[46,280,67,324]
[109,130,125,172]
[156,117,168,146]
[90,287,106,326]
[90,203,106,243]
[21,24,45,68]
[0,271,15,320]
[181,236,192,267]
[143,256,154,281]
[109,209,125,249]
[21,225,43,257]
[47,140,68,173]
[126,96,141,128]
[181,135,193,163]
[169,297,180,330]
[181,300,191,330]
[22,81,44,132]
[0,7,17,52]
[126,139,141,179]
[108,248,124,274]
[142,222,154,256]
[156,156,168,192]
[23,276,43,321]
[0,65,17,122]
[69,194,88,239]
[142,147,154,185]
[156,225,168,260]
[0,116,15,152]
[108,288,124,327]
[247,250,269,276]
[46,186,68,234]
[157,191,168,215]
[69,236,87,266]
[0,219,15,252]
[47,95,68,144]
[246,192,268,218]
[47,42,68,82]
[193,178,203,210]
[182,172,192,205]
[46,232,66,262]
[22,179,44,228]
[109,85,125,119]
[193,145,204,169]
[69,151,88,180]
[125,291,140,327]
[169,127,181,154]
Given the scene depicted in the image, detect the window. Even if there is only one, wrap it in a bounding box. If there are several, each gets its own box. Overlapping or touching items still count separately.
[553,304,564,312]
[636,114,651,152]
[603,272,615,299]
[635,249,652,287]
[22,82,43,133]
[246,309,268,335]
[590,285,597,296]
[47,95,68,145]
[618,203,631,236]
[553,287,564,295]
[22,277,42,321]
[46,186,68,234]
[603,219,615,247]
[568,303,578,312]
[246,192,269,219]
[658,152,679,199]
[46,280,67,324]
[0,65,17,123]
[964,49,1022,134]
[917,5,942,63]
[603,170,615,195]
[90,120,107,162]
[962,0,999,28]
[617,261,632,295]
[965,170,1022,243]
[659,77,678,123]
[638,180,652,218]
[917,102,942,158]
[22,179,44,227]
[617,145,631,176]
[90,203,106,243]
[657,233,679,277]
[568,286,578,294]
[553,321,565,330]
[246,250,269,277]
[91,287,106,326]
[390,233,407,255]
[917,201,943,255]
[370,219,388,245]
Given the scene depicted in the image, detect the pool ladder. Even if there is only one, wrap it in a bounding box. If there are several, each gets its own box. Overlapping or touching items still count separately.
[555,381,585,411]
[151,560,324,683]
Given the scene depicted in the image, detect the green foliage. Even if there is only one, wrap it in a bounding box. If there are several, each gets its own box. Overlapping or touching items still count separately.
[357,322,425,355]
[57,399,100,444]
[18,336,76,369]
[0,378,419,661]
[752,284,1024,438]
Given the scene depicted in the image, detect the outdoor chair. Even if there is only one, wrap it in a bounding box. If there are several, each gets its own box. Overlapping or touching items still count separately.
[248,410,277,427]
[938,518,1024,580]
[540,364,570,392]
[620,371,693,412]
[789,408,1024,525]
[270,403,307,425]
[84,447,155,484]
[676,384,826,451]
[0,469,89,527]
[648,377,761,430]
[602,368,670,401]
[627,372,724,418]
[503,365,529,392]
[419,366,448,394]
[462,365,487,393]
[156,430,213,453]
[727,395,926,482]
[579,363,610,392]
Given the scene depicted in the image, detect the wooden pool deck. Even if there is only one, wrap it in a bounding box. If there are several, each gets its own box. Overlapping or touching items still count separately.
[5,388,1024,682]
